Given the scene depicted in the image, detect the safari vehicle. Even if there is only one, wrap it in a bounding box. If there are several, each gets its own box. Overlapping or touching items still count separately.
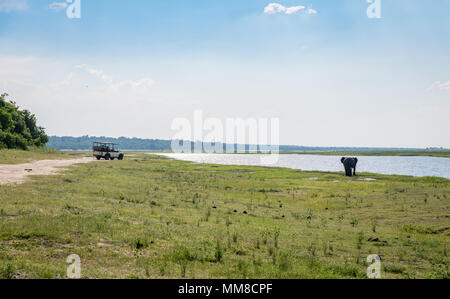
[93,142,124,161]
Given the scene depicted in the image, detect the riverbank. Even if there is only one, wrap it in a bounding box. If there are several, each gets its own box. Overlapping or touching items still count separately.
[0,153,448,278]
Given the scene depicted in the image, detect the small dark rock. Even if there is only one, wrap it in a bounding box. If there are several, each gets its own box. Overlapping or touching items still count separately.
[368,237,388,245]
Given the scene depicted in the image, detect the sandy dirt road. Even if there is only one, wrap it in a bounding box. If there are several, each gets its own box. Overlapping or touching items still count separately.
[0,157,95,185]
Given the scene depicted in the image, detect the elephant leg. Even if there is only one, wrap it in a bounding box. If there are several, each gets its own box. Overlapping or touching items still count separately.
[353,166,356,176]
[345,167,352,177]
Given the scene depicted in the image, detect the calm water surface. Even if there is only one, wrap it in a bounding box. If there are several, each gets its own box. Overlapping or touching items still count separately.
[158,154,450,179]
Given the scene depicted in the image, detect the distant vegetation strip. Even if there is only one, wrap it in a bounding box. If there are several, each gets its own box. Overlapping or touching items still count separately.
[47,136,449,157]
[47,136,173,151]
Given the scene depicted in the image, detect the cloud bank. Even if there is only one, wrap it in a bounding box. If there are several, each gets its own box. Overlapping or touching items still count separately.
[306,8,317,15]
[0,56,160,137]
[49,2,68,11]
[263,3,317,15]
[74,64,154,91]
[428,81,450,91]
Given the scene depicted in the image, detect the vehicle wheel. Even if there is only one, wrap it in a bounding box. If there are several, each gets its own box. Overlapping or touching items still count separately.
[105,154,111,161]
[111,158,115,161]
[118,154,124,160]
[96,156,101,160]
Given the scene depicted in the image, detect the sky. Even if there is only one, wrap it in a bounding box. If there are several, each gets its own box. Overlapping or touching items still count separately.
[0,0,449,148]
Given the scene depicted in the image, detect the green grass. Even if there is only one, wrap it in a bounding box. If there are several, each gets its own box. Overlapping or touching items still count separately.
[0,154,448,279]
[280,150,450,158]
[0,147,75,164]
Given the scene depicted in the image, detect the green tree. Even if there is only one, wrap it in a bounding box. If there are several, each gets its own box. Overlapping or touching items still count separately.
[0,93,49,149]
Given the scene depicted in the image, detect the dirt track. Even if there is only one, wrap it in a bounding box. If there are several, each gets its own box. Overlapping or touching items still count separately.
[0,157,94,185]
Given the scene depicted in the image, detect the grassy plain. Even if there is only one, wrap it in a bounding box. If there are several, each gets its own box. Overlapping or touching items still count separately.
[0,152,448,279]
[0,147,74,164]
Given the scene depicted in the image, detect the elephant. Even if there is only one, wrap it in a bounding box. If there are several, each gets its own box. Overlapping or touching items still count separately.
[341,157,358,177]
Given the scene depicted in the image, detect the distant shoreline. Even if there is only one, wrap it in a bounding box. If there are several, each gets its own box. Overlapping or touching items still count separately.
[278,151,450,158]
[59,149,450,158]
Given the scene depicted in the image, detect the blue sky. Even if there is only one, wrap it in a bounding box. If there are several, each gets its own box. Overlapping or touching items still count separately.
[0,0,449,147]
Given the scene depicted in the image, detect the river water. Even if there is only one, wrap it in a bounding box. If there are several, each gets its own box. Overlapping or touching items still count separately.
[159,153,450,179]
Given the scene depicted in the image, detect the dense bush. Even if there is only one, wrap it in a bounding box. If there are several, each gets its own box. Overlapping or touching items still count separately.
[0,93,48,149]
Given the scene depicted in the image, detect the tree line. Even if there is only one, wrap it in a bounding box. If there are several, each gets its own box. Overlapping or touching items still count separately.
[46,135,423,152]
[0,93,48,149]
[47,136,174,151]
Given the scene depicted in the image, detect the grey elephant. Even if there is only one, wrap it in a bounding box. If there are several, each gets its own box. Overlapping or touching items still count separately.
[341,157,358,177]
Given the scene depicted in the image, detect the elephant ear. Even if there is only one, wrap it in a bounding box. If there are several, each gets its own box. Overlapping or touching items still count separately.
[341,157,346,164]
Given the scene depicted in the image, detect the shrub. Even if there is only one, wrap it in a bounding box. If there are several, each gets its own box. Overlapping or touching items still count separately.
[0,263,15,279]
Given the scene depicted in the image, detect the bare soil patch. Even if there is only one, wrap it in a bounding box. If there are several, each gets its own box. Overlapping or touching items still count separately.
[0,157,95,185]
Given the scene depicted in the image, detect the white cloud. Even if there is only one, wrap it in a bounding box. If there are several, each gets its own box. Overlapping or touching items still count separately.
[428,81,450,91]
[49,2,68,11]
[264,3,317,15]
[264,3,284,14]
[0,56,162,138]
[285,6,305,15]
[0,57,154,101]
[264,3,305,15]
[75,64,114,85]
[74,64,154,91]
[0,0,28,13]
